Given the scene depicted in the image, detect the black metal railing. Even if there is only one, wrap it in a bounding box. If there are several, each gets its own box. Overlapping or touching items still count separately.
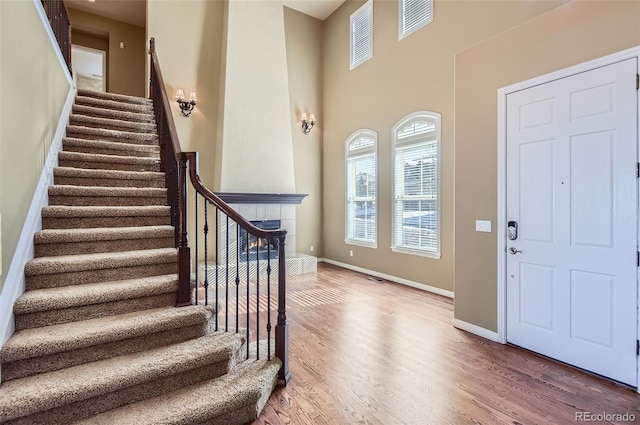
[41,0,72,73]
[149,38,290,384]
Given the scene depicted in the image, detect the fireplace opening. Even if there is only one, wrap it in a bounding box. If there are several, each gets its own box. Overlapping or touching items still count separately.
[240,220,280,261]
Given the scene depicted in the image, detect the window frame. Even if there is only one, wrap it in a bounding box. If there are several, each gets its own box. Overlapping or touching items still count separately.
[391,111,441,259]
[350,0,373,70]
[398,0,433,40]
[345,129,378,248]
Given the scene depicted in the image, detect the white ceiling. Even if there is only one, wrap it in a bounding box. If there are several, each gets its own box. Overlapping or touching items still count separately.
[283,0,345,21]
[64,0,345,28]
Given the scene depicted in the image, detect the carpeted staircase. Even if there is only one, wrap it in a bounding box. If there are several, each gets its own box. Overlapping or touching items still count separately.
[0,89,280,424]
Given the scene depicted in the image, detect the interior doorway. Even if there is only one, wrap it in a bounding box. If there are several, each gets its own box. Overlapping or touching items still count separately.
[71,45,106,92]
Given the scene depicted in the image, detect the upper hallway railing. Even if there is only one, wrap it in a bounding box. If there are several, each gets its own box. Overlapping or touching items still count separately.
[148,38,290,384]
[41,0,72,73]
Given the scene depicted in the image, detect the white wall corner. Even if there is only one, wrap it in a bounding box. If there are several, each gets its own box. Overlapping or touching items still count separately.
[0,85,76,349]
[452,318,499,342]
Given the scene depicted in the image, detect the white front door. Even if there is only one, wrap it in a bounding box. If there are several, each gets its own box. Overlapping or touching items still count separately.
[506,58,638,386]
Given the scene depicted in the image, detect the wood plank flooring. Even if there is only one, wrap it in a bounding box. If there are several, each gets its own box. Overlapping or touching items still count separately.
[253,263,640,425]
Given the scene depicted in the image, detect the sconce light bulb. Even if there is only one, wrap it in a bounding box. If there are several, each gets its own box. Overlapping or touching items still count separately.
[175,88,185,101]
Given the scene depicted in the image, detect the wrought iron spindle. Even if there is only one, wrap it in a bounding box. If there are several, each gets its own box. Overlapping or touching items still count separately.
[225,215,229,332]
[246,230,251,360]
[204,200,210,306]
[215,208,219,331]
[256,242,260,360]
[235,223,240,333]
[267,242,272,361]
[194,193,198,305]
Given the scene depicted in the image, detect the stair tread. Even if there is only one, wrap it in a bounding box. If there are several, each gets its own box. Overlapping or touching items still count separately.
[42,205,171,218]
[63,137,160,153]
[14,274,179,314]
[35,225,174,244]
[48,185,167,197]
[0,305,214,362]
[72,343,281,425]
[70,114,157,132]
[58,151,160,165]
[72,104,155,122]
[25,247,177,276]
[66,125,158,142]
[74,96,154,113]
[77,89,153,106]
[54,167,164,181]
[0,331,241,422]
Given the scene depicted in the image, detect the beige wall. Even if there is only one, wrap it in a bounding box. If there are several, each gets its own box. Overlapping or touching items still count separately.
[454,0,640,331]
[0,0,70,290]
[322,0,565,291]
[216,0,295,194]
[68,8,145,97]
[284,7,324,257]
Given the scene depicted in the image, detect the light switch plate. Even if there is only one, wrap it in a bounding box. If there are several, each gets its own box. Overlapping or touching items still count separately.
[475,220,492,232]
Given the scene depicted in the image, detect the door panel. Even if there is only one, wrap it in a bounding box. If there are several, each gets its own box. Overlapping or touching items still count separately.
[506,58,638,386]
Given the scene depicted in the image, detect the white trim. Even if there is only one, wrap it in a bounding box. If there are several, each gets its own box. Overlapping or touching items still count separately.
[319,257,454,298]
[350,0,373,70]
[398,0,433,41]
[452,319,499,342]
[0,87,76,349]
[496,46,640,390]
[33,0,73,85]
[391,246,441,259]
[345,239,378,249]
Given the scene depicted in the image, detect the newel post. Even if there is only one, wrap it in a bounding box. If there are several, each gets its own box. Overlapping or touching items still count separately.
[176,153,191,306]
[275,235,291,384]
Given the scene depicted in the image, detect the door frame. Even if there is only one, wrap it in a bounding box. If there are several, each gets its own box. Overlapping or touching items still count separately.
[71,44,107,92]
[496,46,640,389]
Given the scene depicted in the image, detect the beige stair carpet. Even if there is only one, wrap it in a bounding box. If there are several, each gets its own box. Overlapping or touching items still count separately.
[0,89,279,425]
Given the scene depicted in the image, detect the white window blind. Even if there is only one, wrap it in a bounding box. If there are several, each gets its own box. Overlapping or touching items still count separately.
[392,112,440,258]
[350,0,373,70]
[399,0,433,40]
[346,130,377,246]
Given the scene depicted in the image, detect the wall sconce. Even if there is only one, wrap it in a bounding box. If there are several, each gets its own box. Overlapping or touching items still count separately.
[301,112,316,135]
[176,89,197,118]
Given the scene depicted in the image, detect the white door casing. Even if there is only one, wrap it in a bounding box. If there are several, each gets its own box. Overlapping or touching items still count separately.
[504,58,638,386]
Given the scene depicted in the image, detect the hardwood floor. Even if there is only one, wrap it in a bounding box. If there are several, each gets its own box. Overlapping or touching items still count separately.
[253,263,640,425]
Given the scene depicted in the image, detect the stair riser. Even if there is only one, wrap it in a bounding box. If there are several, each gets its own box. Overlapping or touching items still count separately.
[69,116,156,134]
[58,159,160,172]
[74,97,154,114]
[63,142,160,158]
[26,262,177,290]
[15,291,177,331]
[35,236,174,257]
[72,106,155,123]
[1,322,207,382]
[54,175,165,188]
[66,130,158,145]
[77,90,154,106]
[5,360,234,425]
[42,215,171,229]
[48,194,167,207]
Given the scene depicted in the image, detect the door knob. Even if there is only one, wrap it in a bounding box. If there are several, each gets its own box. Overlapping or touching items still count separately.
[509,247,522,255]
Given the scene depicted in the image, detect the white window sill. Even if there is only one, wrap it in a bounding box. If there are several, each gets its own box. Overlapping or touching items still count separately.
[391,246,441,259]
[345,239,378,249]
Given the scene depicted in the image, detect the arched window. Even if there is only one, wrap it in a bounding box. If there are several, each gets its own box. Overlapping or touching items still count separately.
[345,130,377,247]
[392,112,440,258]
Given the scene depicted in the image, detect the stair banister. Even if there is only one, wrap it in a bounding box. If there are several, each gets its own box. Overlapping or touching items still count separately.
[149,39,290,385]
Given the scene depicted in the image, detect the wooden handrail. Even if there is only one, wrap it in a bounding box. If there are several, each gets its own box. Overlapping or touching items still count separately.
[149,38,290,385]
[149,38,181,158]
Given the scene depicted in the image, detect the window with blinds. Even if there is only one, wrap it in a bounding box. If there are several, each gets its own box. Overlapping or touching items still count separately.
[346,130,377,247]
[392,112,441,258]
[350,0,373,70]
[399,0,433,40]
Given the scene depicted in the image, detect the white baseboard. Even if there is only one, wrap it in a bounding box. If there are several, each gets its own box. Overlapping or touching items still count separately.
[318,258,454,299]
[0,86,76,348]
[452,318,499,342]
